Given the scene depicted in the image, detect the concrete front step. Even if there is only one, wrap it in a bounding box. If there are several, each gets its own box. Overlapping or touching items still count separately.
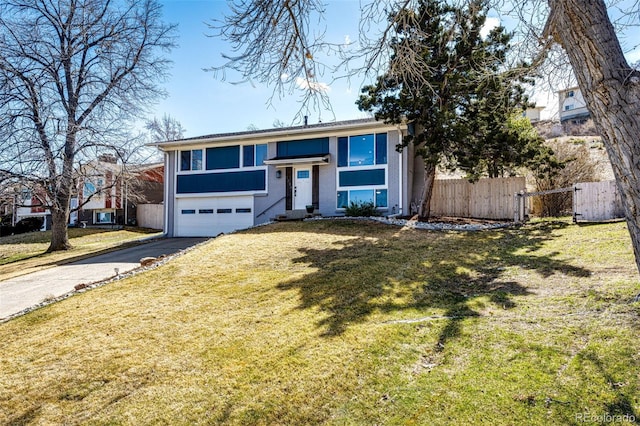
[274,209,321,222]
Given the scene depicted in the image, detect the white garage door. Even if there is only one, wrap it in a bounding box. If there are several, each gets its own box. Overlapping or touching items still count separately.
[175,196,254,237]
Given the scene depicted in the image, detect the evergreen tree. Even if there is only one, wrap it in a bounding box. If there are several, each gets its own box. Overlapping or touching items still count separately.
[357,0,552,219]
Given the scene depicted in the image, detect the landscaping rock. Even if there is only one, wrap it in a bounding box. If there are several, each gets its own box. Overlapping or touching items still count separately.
[140,257,157,267]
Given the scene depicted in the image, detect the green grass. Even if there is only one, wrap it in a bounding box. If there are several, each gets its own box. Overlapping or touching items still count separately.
[0,227,162,279]
[0,219,638,425]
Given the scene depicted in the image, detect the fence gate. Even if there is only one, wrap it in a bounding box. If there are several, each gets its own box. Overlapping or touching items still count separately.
[573,181,624,222]
[514,180,625,223]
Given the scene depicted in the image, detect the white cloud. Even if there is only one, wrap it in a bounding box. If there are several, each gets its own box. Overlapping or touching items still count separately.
[295,77,331,93]
[344,34,352,46]
[481,17,501,39]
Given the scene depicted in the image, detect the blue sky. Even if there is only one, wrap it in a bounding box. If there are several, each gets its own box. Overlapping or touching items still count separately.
[152,1,640,138]
[153,0,368,137]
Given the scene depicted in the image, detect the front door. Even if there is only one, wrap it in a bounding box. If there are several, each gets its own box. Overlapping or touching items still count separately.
[293,167,313,210]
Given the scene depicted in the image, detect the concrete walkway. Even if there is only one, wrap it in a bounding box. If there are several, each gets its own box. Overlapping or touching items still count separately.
[0,237,209,320]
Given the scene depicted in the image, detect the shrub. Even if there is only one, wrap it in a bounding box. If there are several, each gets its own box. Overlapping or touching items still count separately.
[0,225,12,237]
[13,217,44,234]
[530,139,598,217]
[344,201,380,217]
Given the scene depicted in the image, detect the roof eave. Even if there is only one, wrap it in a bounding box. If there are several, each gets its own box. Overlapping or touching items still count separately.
[152,119,406,151]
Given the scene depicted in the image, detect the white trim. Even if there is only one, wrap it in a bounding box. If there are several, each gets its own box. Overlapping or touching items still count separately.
[263,156,330,167]
[176,165,268,176]
[163,152,170,236]
[175,190,266,198]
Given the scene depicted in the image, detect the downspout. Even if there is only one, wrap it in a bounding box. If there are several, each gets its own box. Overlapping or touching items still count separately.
[398,141,403,216]
[398,125,406,216]
[163,151,170,237]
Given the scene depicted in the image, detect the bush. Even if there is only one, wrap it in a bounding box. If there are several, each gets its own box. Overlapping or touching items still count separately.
[0,225,12,237]
[0,213,11,226]
[344,201,380,217]
[531,139,598,217]
[13,217,44,234]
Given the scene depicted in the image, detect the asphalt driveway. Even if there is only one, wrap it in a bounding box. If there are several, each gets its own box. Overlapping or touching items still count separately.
[0,237,209,321]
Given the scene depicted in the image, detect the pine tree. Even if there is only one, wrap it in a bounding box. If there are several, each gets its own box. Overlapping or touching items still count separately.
[357,0,554,219]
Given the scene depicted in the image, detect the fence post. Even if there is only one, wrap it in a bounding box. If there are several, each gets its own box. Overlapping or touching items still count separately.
[514,192,521,222]
[572,185,579,223]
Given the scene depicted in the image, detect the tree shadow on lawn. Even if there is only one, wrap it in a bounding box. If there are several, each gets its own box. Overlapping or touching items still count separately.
[275,220,592,344]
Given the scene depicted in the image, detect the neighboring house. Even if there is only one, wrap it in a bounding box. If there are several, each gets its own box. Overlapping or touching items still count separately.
[78,155,164,226]
[0,197,12,218]
[14,186,51,230]
[558,87,590,124]
[1,156,163,231]
[0,190,16,222]
[524,106,545,123]
[154,118,420,237]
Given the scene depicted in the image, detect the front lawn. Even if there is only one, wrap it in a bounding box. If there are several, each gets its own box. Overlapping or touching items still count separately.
[0,227,162,279]
[0,219,638,424]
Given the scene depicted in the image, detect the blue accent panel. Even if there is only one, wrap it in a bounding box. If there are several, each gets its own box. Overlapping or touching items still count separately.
[338,137,348,167]
[339,169,385,187]
[177,170,266,193]
[376,133,388,165]
[206,145,240,170]
[277,138,329,157]
[243,145,254,167]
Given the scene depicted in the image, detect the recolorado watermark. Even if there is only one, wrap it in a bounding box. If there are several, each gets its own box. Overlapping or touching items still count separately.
[575,413,636,423]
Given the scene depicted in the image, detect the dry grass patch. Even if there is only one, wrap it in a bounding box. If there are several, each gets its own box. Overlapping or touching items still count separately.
[0,219,638,424]
[0,227,161,279]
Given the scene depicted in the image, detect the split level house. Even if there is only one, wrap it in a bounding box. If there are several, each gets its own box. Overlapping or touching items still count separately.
[77,155,164,227]
[154,118,431,238]
[4,156,163,230]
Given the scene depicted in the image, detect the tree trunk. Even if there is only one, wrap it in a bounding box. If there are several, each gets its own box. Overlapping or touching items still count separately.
[47,159,74,252]
[418,161,437,221]
[48,205,72,252]
[548,0,640,274]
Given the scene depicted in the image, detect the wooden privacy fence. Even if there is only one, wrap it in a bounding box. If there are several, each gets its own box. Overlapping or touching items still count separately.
[430,177,526,220]
[137,203,163,230]
[514,180,625,222]
[573,181,624,222]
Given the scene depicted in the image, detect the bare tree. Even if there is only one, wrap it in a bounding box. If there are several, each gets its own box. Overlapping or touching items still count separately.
[207,0,341,123]
[0,0,176,251]
[542,0,640,274]
[212,0,640,275]
[146,114,186,142]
